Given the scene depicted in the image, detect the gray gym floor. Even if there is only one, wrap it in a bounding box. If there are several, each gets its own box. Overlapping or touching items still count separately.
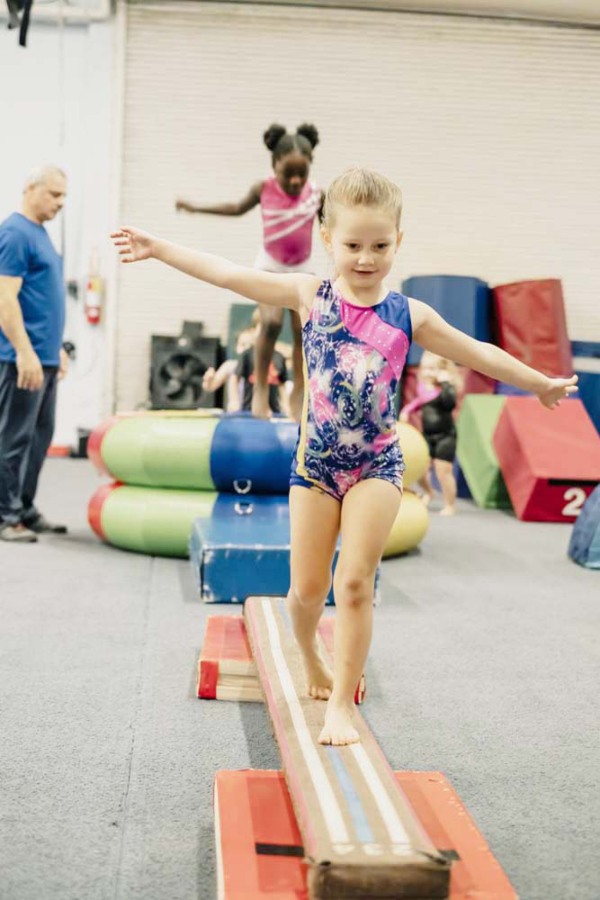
[1,458,598,900]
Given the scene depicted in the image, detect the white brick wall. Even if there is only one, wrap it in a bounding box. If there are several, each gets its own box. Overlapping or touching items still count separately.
[117,2,600,410]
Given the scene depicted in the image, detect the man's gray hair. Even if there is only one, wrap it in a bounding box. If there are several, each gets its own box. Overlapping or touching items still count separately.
[24,165,67,189]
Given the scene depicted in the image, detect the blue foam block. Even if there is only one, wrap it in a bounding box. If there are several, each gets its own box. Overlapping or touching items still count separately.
[189,494,336,604]
[574,369,600,435]
[568,484,600,569]
[402,275,491,366]
[210,414,297,494]
[571,341,600,358]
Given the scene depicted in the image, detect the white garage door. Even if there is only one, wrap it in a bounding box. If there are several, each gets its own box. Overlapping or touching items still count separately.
[117,1,600,409]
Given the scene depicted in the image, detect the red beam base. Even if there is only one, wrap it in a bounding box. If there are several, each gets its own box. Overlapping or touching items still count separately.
[215,769,517,900]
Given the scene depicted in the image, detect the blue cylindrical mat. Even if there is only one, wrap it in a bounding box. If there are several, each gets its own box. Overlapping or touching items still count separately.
[210,414,298,494]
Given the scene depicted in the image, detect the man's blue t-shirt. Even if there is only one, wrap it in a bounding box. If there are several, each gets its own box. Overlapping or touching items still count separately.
[0,212,65,366]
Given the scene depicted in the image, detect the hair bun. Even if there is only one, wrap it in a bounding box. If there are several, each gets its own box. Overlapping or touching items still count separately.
[263,123,287,151]
[296,123,319,149]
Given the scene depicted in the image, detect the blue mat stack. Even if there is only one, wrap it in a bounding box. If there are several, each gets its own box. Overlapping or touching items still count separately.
[572,342,600,436]
[401,275,491,366]
[189,415,339,604]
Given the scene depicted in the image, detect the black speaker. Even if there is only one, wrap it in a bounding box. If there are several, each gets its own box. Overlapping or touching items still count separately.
[149,326,224,410]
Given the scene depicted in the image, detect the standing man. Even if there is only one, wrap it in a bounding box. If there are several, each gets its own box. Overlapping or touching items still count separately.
[0,165,70,543]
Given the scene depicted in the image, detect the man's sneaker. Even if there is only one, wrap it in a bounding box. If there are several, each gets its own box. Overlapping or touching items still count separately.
[26,514,68,535]
[0,523,38,543]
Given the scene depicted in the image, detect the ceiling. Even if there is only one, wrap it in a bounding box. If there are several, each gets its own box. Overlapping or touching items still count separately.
[211,1,600,26]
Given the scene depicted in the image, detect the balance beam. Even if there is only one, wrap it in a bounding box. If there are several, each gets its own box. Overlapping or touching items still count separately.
[244,596,451,899]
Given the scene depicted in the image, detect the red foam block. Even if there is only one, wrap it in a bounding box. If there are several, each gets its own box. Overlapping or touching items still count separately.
[493,397,600,521]
[492,279,572,377]
[214,770,517,899]
[199,616,365,704]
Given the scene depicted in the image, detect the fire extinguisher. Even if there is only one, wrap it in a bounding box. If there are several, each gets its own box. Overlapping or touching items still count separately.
[85,249,103,325]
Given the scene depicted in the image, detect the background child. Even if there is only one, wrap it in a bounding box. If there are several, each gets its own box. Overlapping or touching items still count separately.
[202,313,290,415]
[112,167,577,747]
[400,351,461,515]
[201,324,256,412]
[176,123,324,420]
[235,335,289,417]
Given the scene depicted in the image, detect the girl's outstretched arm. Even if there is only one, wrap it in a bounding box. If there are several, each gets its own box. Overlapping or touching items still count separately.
[409,299,578,409]
[110,226,320,312]
[175,181,263,216]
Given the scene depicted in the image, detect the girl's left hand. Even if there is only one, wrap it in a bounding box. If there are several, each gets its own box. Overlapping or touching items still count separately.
[538,375,579,409]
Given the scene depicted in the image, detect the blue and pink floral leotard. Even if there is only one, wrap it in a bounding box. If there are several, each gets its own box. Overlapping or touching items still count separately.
[290,279,412,501]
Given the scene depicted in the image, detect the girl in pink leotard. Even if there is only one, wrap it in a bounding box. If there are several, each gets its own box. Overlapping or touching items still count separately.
[176,123,324,421]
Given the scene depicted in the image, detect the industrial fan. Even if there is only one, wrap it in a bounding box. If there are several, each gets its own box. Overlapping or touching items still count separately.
[149,325,223,409]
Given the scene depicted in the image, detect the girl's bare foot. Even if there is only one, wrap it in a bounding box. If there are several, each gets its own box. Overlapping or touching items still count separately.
[319,697,359,746]
[300,644,333,700]
[420,491,434,507]
[251,383,272,419]
[439,506,455,516]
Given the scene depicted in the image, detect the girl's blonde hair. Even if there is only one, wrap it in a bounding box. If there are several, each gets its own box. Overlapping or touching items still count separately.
[322,167,403,229]
[419,351,463,390]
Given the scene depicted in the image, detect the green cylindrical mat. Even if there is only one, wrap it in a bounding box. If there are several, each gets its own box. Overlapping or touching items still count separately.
[456,395,512,509]
[99,485,217,557]
[100,415,218,489]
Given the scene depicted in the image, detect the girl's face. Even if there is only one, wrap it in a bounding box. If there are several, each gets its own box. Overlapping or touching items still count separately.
[322,205,402,294]
[274,150,310,197]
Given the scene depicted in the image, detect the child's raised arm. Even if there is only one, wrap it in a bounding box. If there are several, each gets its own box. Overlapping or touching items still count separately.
[202,359,237,393]
[409,299,578,409]
[175,181,263,216]
[110,226,319,313]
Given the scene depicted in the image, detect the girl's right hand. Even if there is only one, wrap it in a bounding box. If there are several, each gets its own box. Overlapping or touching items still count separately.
[110,226,154,263]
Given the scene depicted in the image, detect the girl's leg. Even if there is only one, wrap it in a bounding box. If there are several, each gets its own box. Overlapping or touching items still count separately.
[418,469,434,505]
[287,485,341,699]
[433,458,457,516]
[320,478,402,746]
[252,305,284,419]
[289,310,305,423]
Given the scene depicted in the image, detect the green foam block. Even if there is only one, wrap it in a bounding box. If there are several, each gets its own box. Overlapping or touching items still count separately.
[456,395,512,509]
